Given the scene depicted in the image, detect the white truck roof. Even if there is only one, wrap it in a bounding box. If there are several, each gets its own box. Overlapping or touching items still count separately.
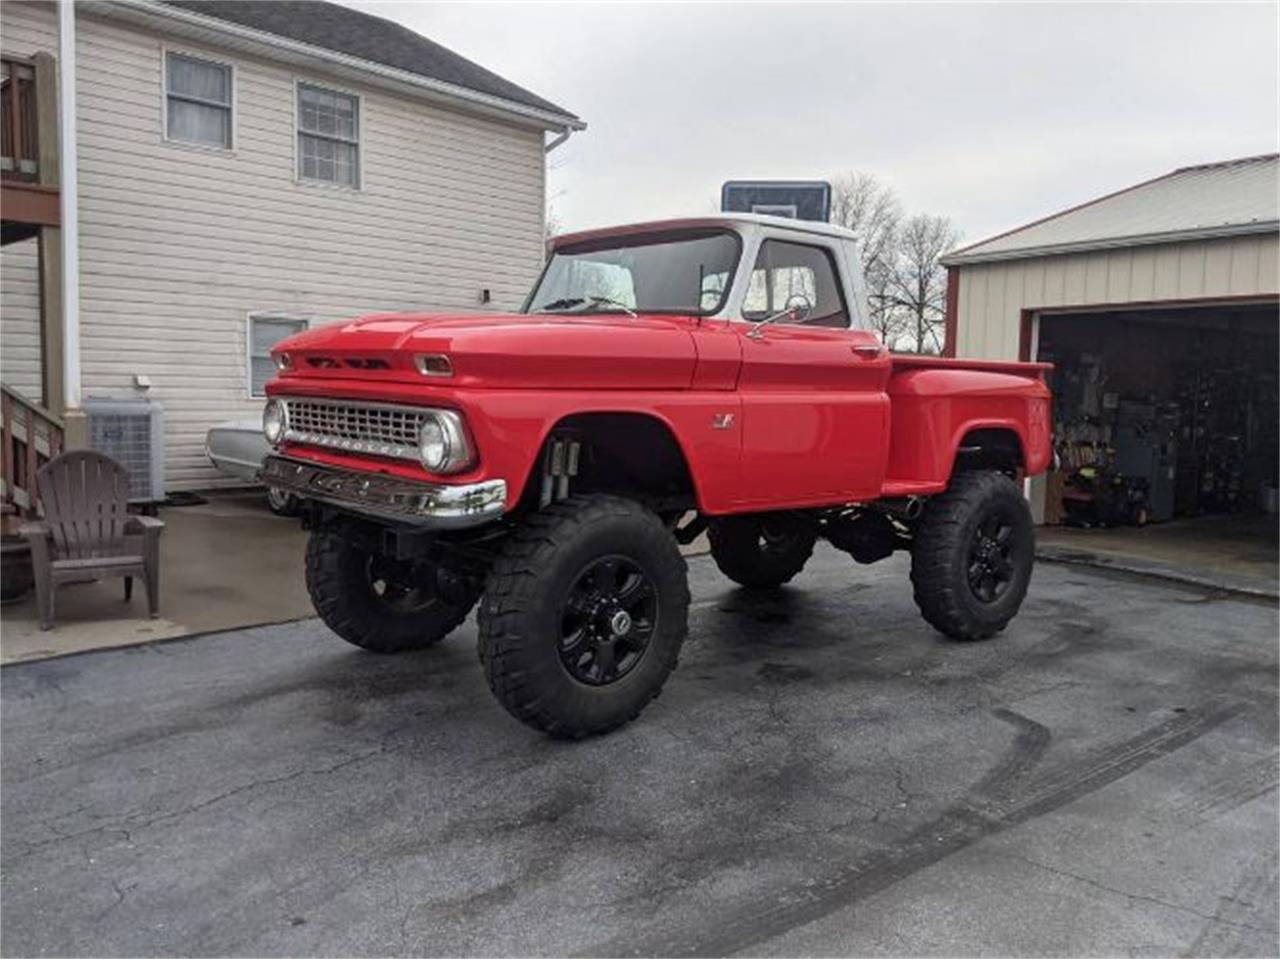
[549,214,871,331]
[552,213,861,250]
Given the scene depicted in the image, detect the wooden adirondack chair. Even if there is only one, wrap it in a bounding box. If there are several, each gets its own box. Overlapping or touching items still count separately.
[18,450,164,630]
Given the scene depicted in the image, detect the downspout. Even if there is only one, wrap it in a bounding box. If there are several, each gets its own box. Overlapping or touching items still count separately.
[58,0,82,419]
[544,127,572,154]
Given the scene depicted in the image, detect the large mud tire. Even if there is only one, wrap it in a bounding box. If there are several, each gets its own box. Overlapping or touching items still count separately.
[305,530,478,653]
[910,471,1035,641]
[708,513,818,588]
[478,495,689,738]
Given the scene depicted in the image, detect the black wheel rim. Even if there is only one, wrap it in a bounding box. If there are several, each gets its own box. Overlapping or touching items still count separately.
[366,555,437,614]
[558,555,658,686]
[967,513,1017,604]
[758,520,800,556]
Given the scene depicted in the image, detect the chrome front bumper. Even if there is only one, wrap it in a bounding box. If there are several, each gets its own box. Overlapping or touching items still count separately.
[261,455,506,528]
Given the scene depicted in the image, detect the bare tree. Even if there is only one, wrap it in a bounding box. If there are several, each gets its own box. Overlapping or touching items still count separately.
[828,172,910,349]
[884,214,961,354]
[544,178,571,246]
[829,172,901,270]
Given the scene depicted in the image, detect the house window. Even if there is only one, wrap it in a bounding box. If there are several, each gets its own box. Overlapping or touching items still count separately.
[249,315,308,397]
[297,83,360,187]
[165,52,232,149]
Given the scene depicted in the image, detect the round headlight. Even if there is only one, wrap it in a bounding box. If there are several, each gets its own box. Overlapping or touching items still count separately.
[418,417,449,471]
[263,399,287,445]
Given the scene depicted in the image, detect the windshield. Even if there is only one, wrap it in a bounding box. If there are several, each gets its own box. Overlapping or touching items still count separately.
[524,230,741,316]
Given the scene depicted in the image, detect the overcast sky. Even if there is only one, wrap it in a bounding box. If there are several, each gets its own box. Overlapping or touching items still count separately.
[349,1,1278,246]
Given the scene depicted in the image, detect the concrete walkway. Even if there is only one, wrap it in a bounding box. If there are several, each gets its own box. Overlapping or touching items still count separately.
[1038,513,1279,599]
[2,548,1276,957]
[1,491,313,663]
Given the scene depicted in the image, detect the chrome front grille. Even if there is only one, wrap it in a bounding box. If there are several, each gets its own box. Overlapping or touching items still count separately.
[283,398,425,461]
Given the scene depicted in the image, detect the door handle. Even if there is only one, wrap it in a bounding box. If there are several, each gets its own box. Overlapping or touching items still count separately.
[852,344,885,359]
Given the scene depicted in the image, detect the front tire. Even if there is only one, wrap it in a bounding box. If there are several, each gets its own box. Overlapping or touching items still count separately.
[910,471,1034,641]
[478,495,689,738]
[708,513,818,588]
[305,530,479,653]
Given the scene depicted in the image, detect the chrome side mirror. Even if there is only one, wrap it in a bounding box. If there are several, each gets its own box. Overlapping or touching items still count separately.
[747,293,813,339]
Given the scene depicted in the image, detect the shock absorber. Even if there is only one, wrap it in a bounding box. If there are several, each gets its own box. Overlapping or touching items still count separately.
[539,437,581,507]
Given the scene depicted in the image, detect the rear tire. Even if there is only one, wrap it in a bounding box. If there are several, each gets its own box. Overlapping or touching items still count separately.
[478,495,689,738]
[910,471,1034,641]
[708,513,817,588]
[305,530,478,653]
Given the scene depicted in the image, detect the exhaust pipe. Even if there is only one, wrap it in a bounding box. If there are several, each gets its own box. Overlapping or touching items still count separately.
[874,497,924,521]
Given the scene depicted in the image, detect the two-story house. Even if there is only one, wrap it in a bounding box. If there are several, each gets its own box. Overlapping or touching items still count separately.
[0,0,582,507]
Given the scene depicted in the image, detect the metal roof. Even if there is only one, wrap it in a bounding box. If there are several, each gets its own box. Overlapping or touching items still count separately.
[943,154,1280,266]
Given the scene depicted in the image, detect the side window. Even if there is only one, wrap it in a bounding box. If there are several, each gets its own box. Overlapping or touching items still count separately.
[165,52,233,149]
[249,314,307,397]
[741,240,849,328]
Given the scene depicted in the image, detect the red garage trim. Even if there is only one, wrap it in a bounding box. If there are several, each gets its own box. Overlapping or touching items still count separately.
[1018,293,1280,361]
[1019,310,1034,362]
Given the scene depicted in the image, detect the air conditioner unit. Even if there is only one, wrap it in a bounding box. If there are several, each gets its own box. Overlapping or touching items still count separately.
[83,397,165,504]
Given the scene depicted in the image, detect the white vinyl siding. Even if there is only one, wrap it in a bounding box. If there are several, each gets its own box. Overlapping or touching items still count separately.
[0,2,59,57]
[297,82,359,187]
[248,315,307,396]
[164,51,232,149]
[953,233,1280,360]
[0,2,548,490]
[0,237,44,402]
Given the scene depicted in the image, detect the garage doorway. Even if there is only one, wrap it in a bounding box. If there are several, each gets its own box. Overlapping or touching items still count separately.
[1033,299,1279,592]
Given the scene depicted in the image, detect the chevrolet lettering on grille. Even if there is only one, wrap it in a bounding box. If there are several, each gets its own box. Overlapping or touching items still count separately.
[282,399,426,461]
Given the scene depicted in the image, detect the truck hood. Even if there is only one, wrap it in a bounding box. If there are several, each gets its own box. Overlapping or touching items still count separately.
[274,311,699,390]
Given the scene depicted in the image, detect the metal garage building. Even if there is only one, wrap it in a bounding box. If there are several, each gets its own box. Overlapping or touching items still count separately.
[940,154,1278,569]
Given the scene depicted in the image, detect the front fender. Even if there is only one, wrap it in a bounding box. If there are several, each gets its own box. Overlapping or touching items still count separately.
[269,379,743,514]
[496,396,743,513]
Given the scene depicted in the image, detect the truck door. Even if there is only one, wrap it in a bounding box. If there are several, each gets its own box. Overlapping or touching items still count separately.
[732,237,891,508]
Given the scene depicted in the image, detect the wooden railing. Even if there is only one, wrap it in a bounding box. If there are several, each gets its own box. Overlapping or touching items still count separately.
[1,57,40,183]
[1,384,64,521]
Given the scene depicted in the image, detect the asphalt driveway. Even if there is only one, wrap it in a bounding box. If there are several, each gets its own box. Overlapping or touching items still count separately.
[2,547,1277,957]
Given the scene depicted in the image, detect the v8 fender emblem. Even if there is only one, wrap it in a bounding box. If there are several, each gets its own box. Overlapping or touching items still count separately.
[711,413,735,430]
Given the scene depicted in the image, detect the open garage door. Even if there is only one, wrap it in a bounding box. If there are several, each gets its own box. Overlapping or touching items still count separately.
[1033,298,1279,593]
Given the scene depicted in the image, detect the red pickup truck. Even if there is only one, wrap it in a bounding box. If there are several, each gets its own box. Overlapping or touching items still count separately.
[262,214,1052,737]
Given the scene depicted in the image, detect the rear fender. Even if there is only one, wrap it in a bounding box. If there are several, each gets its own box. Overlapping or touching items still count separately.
[886,368,1052,488]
